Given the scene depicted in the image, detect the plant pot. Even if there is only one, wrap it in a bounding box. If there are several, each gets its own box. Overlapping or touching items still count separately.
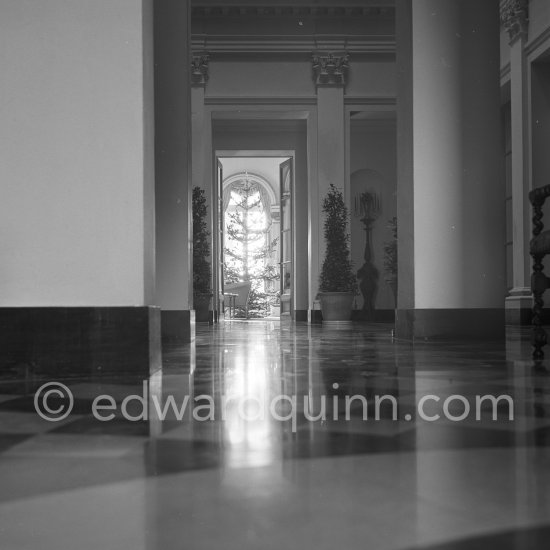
[194,292,212,323]
[319,292,354,322]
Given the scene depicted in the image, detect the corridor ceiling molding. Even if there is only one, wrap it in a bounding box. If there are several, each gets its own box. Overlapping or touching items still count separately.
[191,0,395,55]
[190,36,395,55]
[191,5,394,18]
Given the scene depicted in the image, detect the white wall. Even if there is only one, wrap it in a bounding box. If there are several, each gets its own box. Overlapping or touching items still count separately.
[207,60,314,98]
[206,58,396,100]
[0,0,154,306]
[347,59,395,97]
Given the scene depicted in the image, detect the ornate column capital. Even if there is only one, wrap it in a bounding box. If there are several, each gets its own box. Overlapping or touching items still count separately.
[312,51,349,89]
[191,52,209,87]
[500,0,529,44]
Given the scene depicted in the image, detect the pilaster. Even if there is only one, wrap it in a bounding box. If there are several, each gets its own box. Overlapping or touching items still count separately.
[310,51,349,321]
[191,52,216,321]
[501,0,532,324]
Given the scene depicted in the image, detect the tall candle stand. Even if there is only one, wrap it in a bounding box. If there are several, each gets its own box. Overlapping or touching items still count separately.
[354,192,380,321]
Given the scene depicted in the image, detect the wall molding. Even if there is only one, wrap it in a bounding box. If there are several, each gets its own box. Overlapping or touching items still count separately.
[213,119,307,133]
[526,24,550,59]
[344,96,396,105]
[192,36,395,55]
[350,119,396,130]
[204,95,395,106]
[205,96,317,105]
[192,4,394,19]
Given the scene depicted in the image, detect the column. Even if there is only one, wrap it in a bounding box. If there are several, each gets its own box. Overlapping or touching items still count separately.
[310,52,349,321]
[154,0,194,342]
[396,0,506,339]
[502,0,531,324]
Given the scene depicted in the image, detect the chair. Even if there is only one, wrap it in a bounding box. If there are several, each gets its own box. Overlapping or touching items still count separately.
[529,185,550,358]
[223,281,252,318]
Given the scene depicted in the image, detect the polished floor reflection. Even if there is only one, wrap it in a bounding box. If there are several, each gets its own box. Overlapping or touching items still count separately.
[1,321,550,549]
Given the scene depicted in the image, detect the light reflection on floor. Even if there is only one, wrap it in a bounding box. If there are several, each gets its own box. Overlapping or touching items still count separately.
[0,320,549,549]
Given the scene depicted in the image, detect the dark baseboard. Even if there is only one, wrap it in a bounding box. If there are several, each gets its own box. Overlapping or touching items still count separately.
[0,306,161,377]
[395,308,505,340]
[294,310,308,322]
[307,309,395,324]
[504,307,550,325]
[195,310,214,325]
[352,309,395,323]
[505,307,532,325]
[161,310,194,343]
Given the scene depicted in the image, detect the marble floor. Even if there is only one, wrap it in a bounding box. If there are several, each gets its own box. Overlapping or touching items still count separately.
[1,320,550,549]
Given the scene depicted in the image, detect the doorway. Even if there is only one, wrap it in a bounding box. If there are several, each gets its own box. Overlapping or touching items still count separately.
[215,153,294,320]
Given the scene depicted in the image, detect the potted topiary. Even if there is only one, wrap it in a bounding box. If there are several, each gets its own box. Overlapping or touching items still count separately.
[192,186,212,323]
[383,217,397,308]
[318,184,357,321]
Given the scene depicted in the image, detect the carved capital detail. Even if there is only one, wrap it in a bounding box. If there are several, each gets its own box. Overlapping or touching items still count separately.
[500,0,528,44]
[312,51,349,89]
[191,53,209,87]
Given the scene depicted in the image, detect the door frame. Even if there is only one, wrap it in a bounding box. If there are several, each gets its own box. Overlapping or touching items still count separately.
[214,150,295,320]
[279,157,293,316]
